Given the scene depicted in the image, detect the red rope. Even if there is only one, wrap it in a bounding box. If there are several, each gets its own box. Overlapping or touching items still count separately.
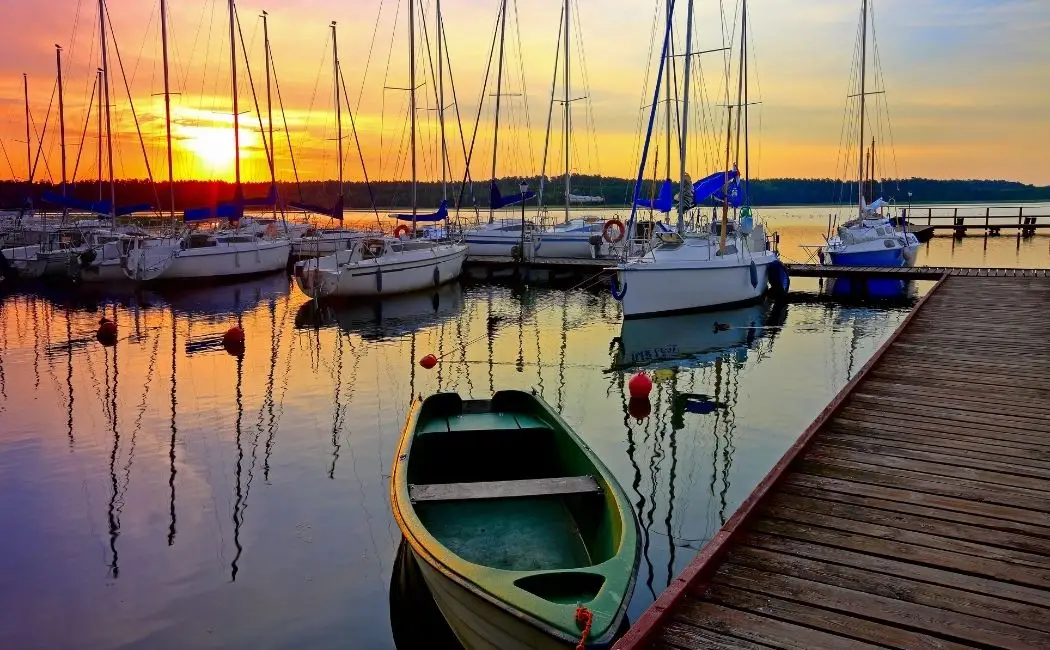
[575,606,593,650]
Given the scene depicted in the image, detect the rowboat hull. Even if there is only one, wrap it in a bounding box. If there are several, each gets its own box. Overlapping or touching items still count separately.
[391,391,638,650]
[413,548,613,650]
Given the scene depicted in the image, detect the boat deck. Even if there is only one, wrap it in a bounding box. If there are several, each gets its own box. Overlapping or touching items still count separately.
[615,275,1050,649]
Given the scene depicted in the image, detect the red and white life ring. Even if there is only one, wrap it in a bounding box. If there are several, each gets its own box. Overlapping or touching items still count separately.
[393,224,412,239]
[602,218,626,244]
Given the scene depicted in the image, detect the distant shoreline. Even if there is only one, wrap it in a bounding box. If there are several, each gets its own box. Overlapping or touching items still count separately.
[3,177,1048,212]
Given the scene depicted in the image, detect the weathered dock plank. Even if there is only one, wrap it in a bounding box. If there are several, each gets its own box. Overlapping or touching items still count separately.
[615,276,1050,650]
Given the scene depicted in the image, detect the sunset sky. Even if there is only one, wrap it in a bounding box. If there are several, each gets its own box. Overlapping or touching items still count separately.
[0,0,1047,187]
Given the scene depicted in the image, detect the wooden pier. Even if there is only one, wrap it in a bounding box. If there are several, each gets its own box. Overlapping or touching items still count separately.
[615,274,1050,649]
[784,264,1050,280]
[900,206,1049,236]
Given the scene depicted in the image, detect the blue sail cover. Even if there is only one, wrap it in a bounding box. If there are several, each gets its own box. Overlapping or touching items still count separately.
[691,169,739,204]
[183,185,276,222]
[634,179,674,213]
[490,182,536,209]
[290,195,344,220]
[42,191,152,217]
[394,200,449,222]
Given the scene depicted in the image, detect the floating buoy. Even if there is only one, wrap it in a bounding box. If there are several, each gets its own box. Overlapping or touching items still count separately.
[419,354,438,369]
[223,326,245,345]
[628,371,653,399]
[96,318,117,346]
[628,397,651,422]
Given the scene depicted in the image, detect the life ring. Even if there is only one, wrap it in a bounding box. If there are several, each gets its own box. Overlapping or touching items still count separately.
[393,224,412,239]
[602,219,626,244]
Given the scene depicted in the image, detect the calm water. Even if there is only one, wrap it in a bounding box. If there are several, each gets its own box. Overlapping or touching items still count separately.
[1,211,1047,650]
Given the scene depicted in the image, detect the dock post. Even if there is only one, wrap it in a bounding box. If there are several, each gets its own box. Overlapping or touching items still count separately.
[985,207,990,237]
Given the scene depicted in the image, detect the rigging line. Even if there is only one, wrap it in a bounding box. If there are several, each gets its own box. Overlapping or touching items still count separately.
[0,139,15,180]
[355,0,386,112]
[233,5,277,193]
[269,49,304,199]
[453,2,502,214]
[71,73,99,182]
[573,0,603,192]
[338,68,382,220]
[870,2,902,189]
[511,0,537,177]
[536,2,565,213]
[105,4,162,213]
[29,80,58,184]
[303,29,330,184]
[378,0,404,179]
[623,0,664,205]
[440,17,479,213]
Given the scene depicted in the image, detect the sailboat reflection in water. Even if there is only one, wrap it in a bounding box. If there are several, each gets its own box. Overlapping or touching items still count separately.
[294,282,464,341]
[613,300,786,371]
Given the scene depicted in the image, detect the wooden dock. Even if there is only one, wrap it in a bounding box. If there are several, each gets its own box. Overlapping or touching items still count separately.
[784,264,1050,280]
[615,275,1050,649]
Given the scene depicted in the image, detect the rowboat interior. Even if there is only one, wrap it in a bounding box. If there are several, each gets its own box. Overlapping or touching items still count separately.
[407,392,622,605]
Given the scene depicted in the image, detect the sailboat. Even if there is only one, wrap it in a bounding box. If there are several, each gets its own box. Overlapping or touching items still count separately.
[290,22,382,258]
[531,0,613,260]
[611,0,782,318]
[294,2,466,299]
[122,0,291,282]
[816,1,918,268]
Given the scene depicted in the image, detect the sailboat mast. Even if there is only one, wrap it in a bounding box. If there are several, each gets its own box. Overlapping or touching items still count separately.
[228,0,241,191]
[161,0,175,220]
[563,0,570,223]
[732,0,746,219]
[263,10,274,212]
[857,0,868,217]
[743,0,749,205]
[664,0,672,183]
[99,0,116,220]
[677,0,695,234]
[437,0,446,202]
[332,22,343,199]
[719,2,742,254]
[56,46,67,206]
[489,0,508,224]
[22,74,30,186]
[96,69,103,201]
[409,0,417,227]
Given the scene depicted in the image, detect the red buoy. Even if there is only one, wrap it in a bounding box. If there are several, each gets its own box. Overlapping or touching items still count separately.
[223,326,245,345]
[628,372,653,399]
[96,318,117,346]
[419,354,438,369]
[628,397,651,422]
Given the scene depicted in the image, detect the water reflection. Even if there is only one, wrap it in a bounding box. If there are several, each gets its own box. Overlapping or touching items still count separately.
[0,225,990,649]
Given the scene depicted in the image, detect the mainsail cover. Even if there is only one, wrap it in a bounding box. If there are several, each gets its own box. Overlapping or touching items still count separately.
[289,195,344,220]
[633,178,674,213]
[183,185,277,222]
[42,191,152,217]
[490,182,536,209]
[393,200,449,222]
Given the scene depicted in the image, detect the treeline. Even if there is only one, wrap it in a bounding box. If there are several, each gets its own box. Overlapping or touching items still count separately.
[2,176,1048,212]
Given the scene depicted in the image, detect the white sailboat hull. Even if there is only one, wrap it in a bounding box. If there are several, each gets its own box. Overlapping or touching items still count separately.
[616,249,777,318]
[296,244,467,298]
[125,239,291,281]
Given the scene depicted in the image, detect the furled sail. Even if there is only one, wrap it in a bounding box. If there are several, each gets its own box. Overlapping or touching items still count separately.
[289,195,344,220]
[393,200,449,222]
[634,178,674,213]
[490,182,536,209]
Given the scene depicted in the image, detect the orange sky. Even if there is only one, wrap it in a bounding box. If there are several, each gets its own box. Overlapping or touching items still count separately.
[0,0,1047,186]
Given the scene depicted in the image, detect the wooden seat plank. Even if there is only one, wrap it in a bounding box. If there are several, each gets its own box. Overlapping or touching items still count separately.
[409,475,600,502]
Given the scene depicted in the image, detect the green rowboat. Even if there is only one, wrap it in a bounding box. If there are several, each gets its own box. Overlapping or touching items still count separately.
[391,391,640,649]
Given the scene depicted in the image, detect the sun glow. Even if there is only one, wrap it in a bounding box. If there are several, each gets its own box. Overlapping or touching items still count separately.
[175,119,262,178]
